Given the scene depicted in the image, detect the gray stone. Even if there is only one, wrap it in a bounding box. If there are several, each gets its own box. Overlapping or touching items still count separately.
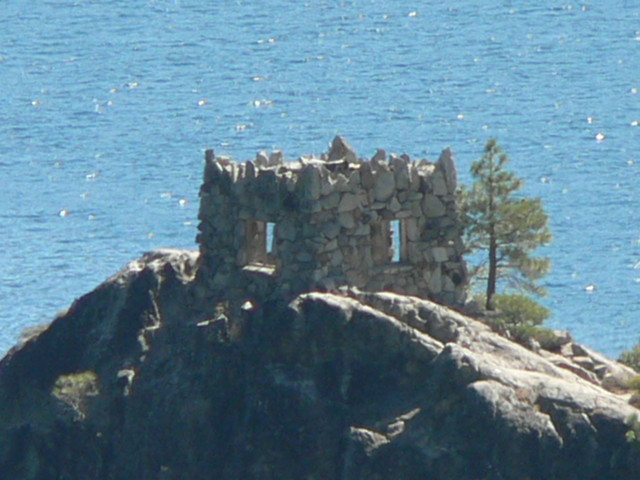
[298,164,322,200]
[324,238,338,252]
[407,242,421,263]
[392,155,411,190]
[328,135,357,163]
[354,224,370,236]
[238,207,252,220]
[405,218,419,241]
[437,147,457,193]
[334,173,349,192]
[338,193,363,212]
[255,169,278,201]
[269,149,284,166]
[428,266,442,293]
[422,194,446,218]
[431,171,448,196]
[229,162,239,183]
[409,164,421,191]
[360,162,375,189]
[338,212,356,229]
[296,251,313,262]
[320,191,340,210]
[321,221,341,239]
[389,196,401,213]
[235,248,247,266]
[245,160,256,180]
[371,148,386,163]
[204,158,225,182]
[255,150,269,168]
[443,274,455,292]
[285,174,297,192]
[373,168,395,202]
[277,219,297,242]
[320,173,335,196]
[233,170,247,196]
[347,169,361,192]
[432,247,448,263]
[411,200,423,217]
[330,249,344,267]
[302,223,317,238]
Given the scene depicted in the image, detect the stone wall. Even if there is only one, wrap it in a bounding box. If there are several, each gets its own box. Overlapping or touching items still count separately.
[196,136,467,305]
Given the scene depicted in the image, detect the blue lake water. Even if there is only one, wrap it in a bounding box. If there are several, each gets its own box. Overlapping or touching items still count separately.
[1,0,639,358]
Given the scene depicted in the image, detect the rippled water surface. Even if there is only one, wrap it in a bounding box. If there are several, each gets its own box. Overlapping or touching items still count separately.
[1,0,639,357]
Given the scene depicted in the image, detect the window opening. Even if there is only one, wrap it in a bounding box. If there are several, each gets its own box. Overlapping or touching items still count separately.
[266,222,275,254]
[245,220,276,267]
[371,218,406,265]
[391,220,401,262]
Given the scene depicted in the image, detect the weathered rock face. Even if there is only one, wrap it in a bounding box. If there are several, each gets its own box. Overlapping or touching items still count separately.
[0,249,639,480]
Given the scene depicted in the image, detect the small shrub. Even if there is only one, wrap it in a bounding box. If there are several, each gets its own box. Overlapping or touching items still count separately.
[627,375,640,391]
[52,370,99,420]
[493,293,550,328]
[620,341,640,372]
[624,375,640,407]
[471,293,557,350]
[626,414,640,448]
[510,325,560,350]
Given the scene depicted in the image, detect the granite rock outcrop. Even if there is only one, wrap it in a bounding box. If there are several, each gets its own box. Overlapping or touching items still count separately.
[0,249,638,479]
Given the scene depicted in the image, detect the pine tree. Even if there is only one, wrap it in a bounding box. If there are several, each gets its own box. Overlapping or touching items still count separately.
[461,139,552,310]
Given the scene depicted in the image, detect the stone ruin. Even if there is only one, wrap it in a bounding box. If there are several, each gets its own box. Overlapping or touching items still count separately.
[196,136,467,306]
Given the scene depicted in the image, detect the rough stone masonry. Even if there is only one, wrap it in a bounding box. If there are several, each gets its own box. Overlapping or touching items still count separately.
[196,136,467,305]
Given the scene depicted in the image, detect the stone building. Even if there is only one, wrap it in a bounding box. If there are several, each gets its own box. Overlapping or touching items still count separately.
[196,136,467,305]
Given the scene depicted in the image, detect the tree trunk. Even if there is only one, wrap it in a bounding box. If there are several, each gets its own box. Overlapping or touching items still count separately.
[486,234,497,310]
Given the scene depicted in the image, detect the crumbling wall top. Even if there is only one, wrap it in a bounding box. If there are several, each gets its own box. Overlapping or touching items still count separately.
[203,135,458,196]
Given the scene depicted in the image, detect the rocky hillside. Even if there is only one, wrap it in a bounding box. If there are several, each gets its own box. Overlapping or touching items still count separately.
[1,249,639,479]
